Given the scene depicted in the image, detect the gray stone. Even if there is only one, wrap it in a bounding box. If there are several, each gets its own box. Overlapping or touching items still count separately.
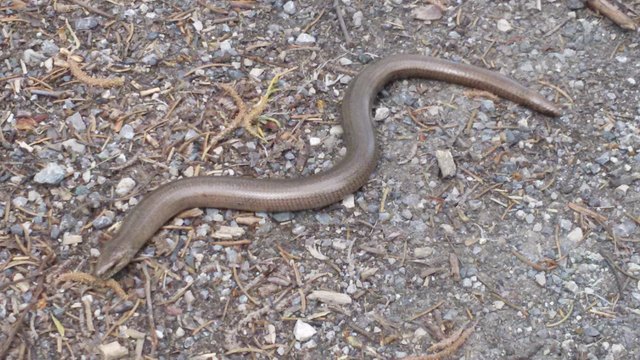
[34,163,66,185]
[283,1,296,14]
[295,33,316,45]
[75,17,99,30]
[272,212,294,223]
[66,112,86,132]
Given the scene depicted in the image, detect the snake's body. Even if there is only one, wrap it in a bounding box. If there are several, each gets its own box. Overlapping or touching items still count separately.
[95,55,561,278]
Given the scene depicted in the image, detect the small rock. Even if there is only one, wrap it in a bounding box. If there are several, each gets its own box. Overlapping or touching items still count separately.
[119,124,135,139]
[566,0,585,10]
[309,137,321,146]
[34,163,66,185]
[66,112,86,132]
[61,139,86,153]
[62,233,83,245]
[414,247,434,258]
[75,17,99,30]
[272,212,294,223]
[115,178,136,196]
[249,68,264,79]
[338,58,353,66]
[565,280,579,294]
[294,320,316,342]
[497,19,512,32]
[220,39,233,52]
[535,272,546,287]
[98,341,128,360]
[283,1,296,15]
[295,33,316,45]
[41,40,60,56]
[22,49,46,66]
[584,326,600,337]
[374,107,390,121]
[141,53,158,66]
[352,11,364,27]
[567,227,583,242]
[411,5,442,21]
[435,149,456,178]
[342,194,355,208]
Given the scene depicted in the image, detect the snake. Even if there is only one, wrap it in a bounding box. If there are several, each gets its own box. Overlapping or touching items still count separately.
[94,54,561,279]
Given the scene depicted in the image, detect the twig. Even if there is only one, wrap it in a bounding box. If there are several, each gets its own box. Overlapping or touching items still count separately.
[333,0,352,44]
[303,8,325,33]
[141,264,158,356]
[567,202,608,223]
[0,260,48,358]
[68,0,114,18]
[232,267,260,305]
[586,0,637,30]
[546,301,574,327]
[406,300,445,322]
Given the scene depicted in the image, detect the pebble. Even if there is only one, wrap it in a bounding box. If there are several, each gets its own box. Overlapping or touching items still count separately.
[220,39,233,52]
[66,112,86,132]
[435,149,456,178]
[92,214,114,229]
[414,247,434,258]
[567,227,583,242]
[411,5,442,21]
[249,68,265,79]
[115,178,136,196]
[294,320,316,342]
[330,125,343,136]
[283,1,296,15]
[34,163,66,185]
[41,40,60,56]
[352,11,363,27]
[272,212,294,222]
[75,17,99,30]
[119,124,135,139]
[295,33,316,45]
[309,137,321,146]
[61,139,86,153]
[342,194,355,208]
[535,272,546,287]
[374,107,390,121]
[565,280,579,294]
[497,19,512,32]
[566,0,585,9]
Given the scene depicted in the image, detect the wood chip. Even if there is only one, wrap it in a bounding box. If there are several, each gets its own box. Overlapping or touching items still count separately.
[98,342,128,360]
[307,290,352,305]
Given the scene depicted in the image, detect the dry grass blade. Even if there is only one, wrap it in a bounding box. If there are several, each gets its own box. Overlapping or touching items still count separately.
[567,202,608,223]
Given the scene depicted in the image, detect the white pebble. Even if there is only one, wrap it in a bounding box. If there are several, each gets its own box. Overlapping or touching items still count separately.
[342,194,355,208]
[115,177,136,196]
[497,19,512,32]
[294,320,316,342]
[249,68,264,79]
[295,33,316,45]
[309,137,321,146]
[374,107,390,121]
[567,227,583,242]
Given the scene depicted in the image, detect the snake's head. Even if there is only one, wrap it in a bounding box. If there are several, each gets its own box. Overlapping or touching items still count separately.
[94,235,137,279]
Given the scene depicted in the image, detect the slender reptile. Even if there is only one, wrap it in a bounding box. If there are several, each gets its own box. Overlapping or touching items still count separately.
[94,55,561,279]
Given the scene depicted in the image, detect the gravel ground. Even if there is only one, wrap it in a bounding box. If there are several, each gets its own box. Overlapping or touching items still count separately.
[1,0,640,359]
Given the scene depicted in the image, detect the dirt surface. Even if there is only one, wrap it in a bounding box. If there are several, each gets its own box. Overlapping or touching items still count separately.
[1,0,640,359]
